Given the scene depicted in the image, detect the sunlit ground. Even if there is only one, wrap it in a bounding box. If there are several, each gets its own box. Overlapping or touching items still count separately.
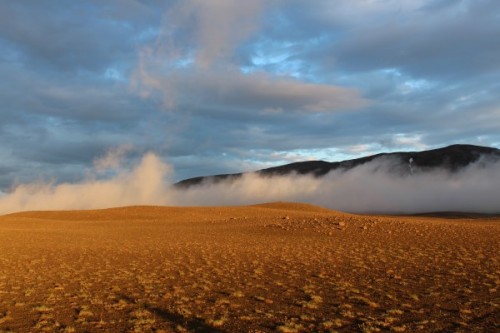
[0,203,498,332]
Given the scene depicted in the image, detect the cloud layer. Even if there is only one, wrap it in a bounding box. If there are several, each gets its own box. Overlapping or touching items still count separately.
[2,152,499,215]
[0,0,499,190]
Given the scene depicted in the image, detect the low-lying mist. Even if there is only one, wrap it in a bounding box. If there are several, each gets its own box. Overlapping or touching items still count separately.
[1,152,499,215]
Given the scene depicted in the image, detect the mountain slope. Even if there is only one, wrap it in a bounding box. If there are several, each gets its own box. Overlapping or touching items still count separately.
[176,144,500,188]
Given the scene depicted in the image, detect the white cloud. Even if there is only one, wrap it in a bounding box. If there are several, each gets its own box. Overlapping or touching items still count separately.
[93,144,134,172]
[392,134,427,150]
[165,69,367,113]
[174,0,265,69]
[0,153,172,214]
[1,152,499,215]
[133,0,368,113]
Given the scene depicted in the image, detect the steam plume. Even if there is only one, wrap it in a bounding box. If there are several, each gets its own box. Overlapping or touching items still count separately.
[1,152,499,215]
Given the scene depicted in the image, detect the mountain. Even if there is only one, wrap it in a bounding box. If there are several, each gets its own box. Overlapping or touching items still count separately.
[175,144,500,188]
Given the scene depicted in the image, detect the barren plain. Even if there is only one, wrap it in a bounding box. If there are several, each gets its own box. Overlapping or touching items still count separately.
[0,202,498,333]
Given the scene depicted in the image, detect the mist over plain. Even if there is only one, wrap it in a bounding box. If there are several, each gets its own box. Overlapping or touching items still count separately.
[0,151,499,215]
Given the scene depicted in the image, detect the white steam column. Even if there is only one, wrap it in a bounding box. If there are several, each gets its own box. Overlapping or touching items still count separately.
[409,157,414,175]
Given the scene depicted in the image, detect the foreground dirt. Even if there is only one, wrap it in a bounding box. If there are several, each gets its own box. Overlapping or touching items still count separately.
[0,203,498,333]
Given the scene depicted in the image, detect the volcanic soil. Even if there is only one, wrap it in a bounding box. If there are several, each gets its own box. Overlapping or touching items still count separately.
[0,203,498,332]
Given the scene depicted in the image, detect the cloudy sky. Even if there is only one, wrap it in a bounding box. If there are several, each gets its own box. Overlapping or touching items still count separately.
[1,0,499,190]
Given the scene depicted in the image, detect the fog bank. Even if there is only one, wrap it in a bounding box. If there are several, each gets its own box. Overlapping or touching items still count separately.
[1,152,499,215]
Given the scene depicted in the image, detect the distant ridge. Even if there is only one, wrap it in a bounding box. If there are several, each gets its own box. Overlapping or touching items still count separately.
[176,144,500,188]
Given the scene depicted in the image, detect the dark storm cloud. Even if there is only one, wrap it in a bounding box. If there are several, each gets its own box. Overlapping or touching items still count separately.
[0,0,499,191]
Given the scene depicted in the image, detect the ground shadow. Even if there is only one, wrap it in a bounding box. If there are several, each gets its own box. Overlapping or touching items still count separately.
[117,293,226,333]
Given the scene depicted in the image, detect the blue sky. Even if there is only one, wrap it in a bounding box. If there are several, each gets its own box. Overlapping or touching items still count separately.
[1,0,499,189]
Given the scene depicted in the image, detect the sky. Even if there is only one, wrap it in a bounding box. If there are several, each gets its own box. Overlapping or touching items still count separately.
[1,0,499,191]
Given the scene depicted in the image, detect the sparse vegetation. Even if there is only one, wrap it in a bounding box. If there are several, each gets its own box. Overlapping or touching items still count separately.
[0,203,498,332]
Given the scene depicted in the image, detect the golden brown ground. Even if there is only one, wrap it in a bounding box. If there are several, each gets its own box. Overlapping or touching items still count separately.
[0,203,498,333]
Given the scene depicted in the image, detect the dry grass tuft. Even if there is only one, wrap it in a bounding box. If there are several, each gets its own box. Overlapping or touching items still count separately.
[0,203,498,332]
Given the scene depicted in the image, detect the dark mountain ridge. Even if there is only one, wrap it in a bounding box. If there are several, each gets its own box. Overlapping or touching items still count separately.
[176,144,500,188]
